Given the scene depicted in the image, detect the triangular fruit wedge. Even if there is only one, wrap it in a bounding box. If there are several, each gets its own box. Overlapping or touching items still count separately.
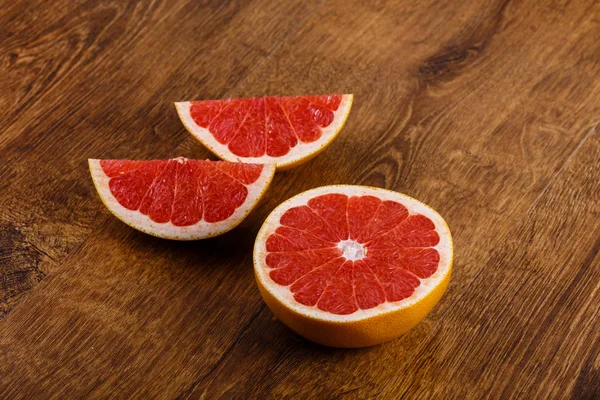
[254,185,453,347]
[175,94,353,170]
[89,158,275,240]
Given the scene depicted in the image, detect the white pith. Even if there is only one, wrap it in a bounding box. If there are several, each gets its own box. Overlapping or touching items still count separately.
[254,185,453,322]
[174,94,353,169]
[338,239,366,261]
[89,159,275,240]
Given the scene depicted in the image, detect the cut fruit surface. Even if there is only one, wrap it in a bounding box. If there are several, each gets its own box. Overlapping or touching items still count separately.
[89,158,275,240]
[254,185,453,347]
[175,94,353,169]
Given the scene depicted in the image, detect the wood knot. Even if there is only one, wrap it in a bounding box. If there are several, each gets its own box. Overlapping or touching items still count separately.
[418,46,481,83]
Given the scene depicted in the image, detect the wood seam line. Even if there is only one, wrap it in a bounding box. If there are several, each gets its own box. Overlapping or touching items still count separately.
[175,305,266,399]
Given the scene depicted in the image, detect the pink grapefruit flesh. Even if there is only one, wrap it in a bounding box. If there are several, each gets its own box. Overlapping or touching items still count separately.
[254,185,453,347]
[89,158,275,240]
[266,193,440,314]
[175,94,353,169]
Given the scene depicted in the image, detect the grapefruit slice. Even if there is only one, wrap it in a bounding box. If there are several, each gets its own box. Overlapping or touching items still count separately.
[89,158,275,240]
[254,185,453,347]
[175,94,353,170]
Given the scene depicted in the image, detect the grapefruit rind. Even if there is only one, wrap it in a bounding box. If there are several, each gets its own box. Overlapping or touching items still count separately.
[253,185,453,347]
[174,94,353,170]
[89,159,275,240]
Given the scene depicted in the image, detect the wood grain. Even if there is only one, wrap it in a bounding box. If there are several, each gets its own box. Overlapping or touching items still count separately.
[0,0,322,319]
[1,0,599,398]
[379,127,600,398]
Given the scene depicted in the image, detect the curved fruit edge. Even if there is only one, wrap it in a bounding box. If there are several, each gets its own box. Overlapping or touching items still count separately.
[253,185,453,325]
[277,94,354,170]
[174,94,354,170]
[89,159,275,240]
[256,261,451,347]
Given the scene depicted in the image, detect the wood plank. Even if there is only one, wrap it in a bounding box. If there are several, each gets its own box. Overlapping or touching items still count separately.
[174,0,600,397]
[378,126,600,399]
[1,0,600,397]
[0,0,322,318]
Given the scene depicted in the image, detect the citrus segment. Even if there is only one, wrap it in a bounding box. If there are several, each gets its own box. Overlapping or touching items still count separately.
[89,158,275,240]
[254,185,453,347]
[175,94,353,169]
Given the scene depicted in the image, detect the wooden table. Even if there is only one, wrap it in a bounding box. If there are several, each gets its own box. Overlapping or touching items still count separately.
[2,0,599,398]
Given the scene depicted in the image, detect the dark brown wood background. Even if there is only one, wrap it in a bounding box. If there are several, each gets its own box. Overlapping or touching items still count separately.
[1,0,600,398]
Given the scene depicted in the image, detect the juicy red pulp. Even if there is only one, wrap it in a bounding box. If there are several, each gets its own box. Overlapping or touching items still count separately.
[265,194,441,315]
[100,159,263,226]
[189,94,343,158]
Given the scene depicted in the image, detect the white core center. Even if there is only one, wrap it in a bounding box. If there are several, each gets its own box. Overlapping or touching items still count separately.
[338,239,366,261]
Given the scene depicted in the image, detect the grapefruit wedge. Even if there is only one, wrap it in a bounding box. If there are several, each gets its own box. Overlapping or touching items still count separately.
[175,94,353,170]
[89,158,275,240]
[254,185,453,347]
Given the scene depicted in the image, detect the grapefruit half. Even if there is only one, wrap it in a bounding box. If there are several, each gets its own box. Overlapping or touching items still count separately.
[254,185,453,347]
[175,94,353,170]
[89,158,275,240]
